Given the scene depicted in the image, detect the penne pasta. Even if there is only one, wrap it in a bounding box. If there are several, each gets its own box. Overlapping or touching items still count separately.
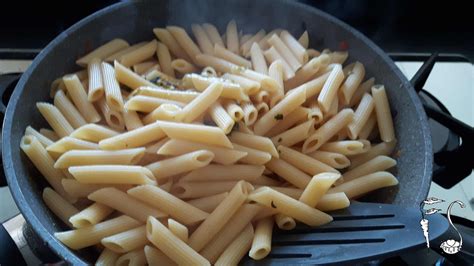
[308,150,351,169]
[192,24,214,55]
[156,41,175,78]
[54,148,145,168]
[99,121,166,150]
[215,224,254,266]
[241,29,266,57]
[271,119,314,147]
[153,28,191,61]
[241,102,258,126]
[120,39,157,67]
[280,30,308,64]
[168,218,188,243]
[144,245,176,266]
[263,46,295,80]
[37,102,74,138]
[329,171,399,199]
[76,39,129,66]
[229,131,278,158]
[372,85,396,142]
[180,164,265,183]
[299,172,341,207]
[167,26,202,65]
[186,192,229,213]
[225,20,239,54]
[349,77,375,107]
[69,165,156,185]
[268,33,301,71]
[278,145,339,175]
[214,44,252,68]
[133,86,199,103]
[101,62,124,112]
[42,187,79,228]
[69,202,113,228]
[250,42,268,75]
[195,53,238,73]
[209,101,235,134]
[317,64,344,112]
[63,74,101,123]
[298,31,309,48]
[123,109,143,131]
[128,185,209,225]
[101,225,148,253]
[171,58,198,74]
[172,181,239,199]
[24,126,54,147]
[343,155,396,182]
[176,82,223,123]
[87,58,104,102]
[96,248,120,266]
[349,140,397,169]
[249,216,273,260]
[340,62,365,104]
[320,140,368,155]
[115,249,147,266]
[347,93,375,139]
[222,73,260,95]
[275,214,296,230]
[46,137,98,156]
[265,157,311,189]
[202,23,225,47]
[53,90,87,129]
[233,143,272,165]
[146,150,214,179]
[97,97,125,131]
[157,139,247,165]
[70,123,119,143]
[265,106,310,137]
[105,42,147,62]
[114,61,157,90]
[187,74,249,101]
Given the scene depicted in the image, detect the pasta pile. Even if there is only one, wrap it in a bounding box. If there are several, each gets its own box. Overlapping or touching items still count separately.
[21,20,399,265]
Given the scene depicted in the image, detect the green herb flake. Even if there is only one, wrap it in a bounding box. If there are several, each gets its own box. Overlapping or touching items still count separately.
[274,114,284,120]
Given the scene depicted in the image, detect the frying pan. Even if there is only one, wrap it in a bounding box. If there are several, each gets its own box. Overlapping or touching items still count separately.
[1,0,433,264]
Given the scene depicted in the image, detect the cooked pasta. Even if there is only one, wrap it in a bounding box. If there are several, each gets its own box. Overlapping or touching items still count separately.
[23,22,401,265]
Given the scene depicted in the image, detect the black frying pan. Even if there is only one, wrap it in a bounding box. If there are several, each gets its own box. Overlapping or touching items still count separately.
[1,0,433,264]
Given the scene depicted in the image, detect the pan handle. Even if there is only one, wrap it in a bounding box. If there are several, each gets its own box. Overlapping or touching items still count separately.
[0,73,21,186]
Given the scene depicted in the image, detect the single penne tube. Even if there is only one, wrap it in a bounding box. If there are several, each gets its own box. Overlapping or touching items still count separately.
[347,93,375,139]
[176,82,223,123]
[284,54,330,90]
[277,145,339,176]
[275,214,296,230]
[54,148,145,168]
[268,60,284,96]
[320,140,369,155]
[249,216,273,260]
[325,95,339,119]
[192,24,214,55]
[36,102,74,138]
[133,86,199,103]
[46,137,98,156]
[144,137,170,154]
[87,58,104,101]
[168,218,188,243]
[114,61,157,90]
[96,248,120,266]
[70,123,119,142]
[76,39,129,66]
[25,126,54,147]
[256,102,270,117]
[249,187,333,226]
[265,107,310,137]
[156,41,175,78]
[280,30,308,64]
[214,44,251,68]
[153,27,191,61]
[292,71,331,100]
[372,85,396,142]
[133,60,158,75]
[265,157,311,189]
[53,90,87,129]
[101,225,148,254]
[144,245,176,266]
[229,131,278,158]
[195,53,238,73]
[69,202,113,228]
[308,100,324,123]
[172,181,238,199]
[123,109,143,131]
[115,249,147,266]
[180,164,265,183]
[271,119,314,147]
[167,26,202,65]
[358,113,377,140]
[188,74,249,101]
[252,175,281,186]
[225,20,239,54]
[120,39,157,67]
[263,46,295,80]
[188,181,254,252]
[268,34,301,71]
[258,29,282,50]
[62,179,131,199]
[317,64,344,112]
[157,139,247,165]
[241,102,258,126]
[222,73,260,95]
[146,150,214,179]
[101,62,124,112]
[329,51,349,64]
[224,100,245,121]
[343,155,396,182]
[307,49,321,58]
[99,121,166,150]
[125,95,184,113]
[308,150,351,169]
[158,120,233,148]
[55,215,140,250]
[340,62,365,104]
[69,165,156,185]
[171,58,199,74]
[241,29,266,57]
[63,74,101,123]
[186,192,229,213]
[349,140,397,169]
[89,187,166,222]
[39,128,58,141]
[200,204,261,263]
[302,108,354,153]
[42,187,79,228]
[215,224,254,266]
[209,101,235,134]
[202,23,224,46]
[104,41,147,62]
[254,86,306,135]
[349,77,375,107]
[21,136,72,201]
[298,31,309,48]
[329,171,399,198]
[128,185,209,225]
[146,217,211,265]
[316,192,350,211]
[97,97,125,131]
[233,143,272,165]
[299,172,341,207]
[250,42,268,75]
[142,104,182,124]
